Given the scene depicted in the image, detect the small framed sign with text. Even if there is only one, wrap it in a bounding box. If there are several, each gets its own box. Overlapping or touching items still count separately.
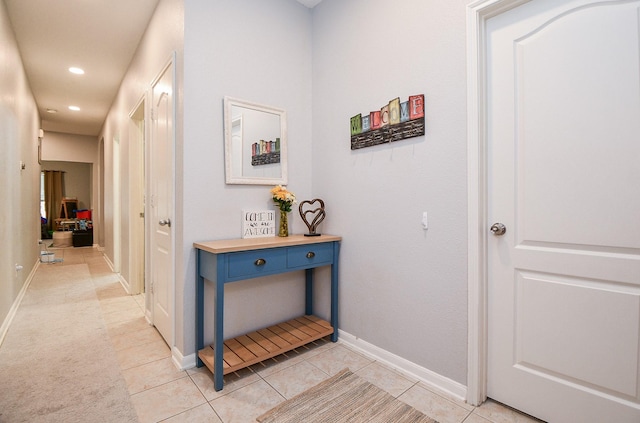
[242,210,276,238]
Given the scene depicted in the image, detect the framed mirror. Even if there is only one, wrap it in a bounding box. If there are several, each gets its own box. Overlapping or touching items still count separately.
[224,96,287,185]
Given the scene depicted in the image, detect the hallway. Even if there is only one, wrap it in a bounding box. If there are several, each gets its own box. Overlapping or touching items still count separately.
[0,246,539,423]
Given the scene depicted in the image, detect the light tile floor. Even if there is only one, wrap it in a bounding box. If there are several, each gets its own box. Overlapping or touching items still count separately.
[45,244,543,423]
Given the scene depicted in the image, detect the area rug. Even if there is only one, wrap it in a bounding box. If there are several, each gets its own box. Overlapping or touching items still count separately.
[257,368,438,423]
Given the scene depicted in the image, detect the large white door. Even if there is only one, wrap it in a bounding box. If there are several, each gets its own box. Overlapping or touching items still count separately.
[486,1,640,421]
[150,60,174,345]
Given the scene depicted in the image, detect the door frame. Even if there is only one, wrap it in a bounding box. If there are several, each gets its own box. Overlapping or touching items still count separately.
[98,137,105,249]
[128,94,147,295]
[466,0,529,406]
[113,135,121,273]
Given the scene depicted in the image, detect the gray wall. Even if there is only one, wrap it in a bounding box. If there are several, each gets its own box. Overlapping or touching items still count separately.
[310,0,469,384]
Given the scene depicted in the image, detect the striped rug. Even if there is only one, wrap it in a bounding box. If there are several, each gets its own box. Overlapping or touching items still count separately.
[257,368,438,423]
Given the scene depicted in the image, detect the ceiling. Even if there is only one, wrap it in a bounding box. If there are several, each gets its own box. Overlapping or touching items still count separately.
[5,0,161,136]
[5,0,321,137]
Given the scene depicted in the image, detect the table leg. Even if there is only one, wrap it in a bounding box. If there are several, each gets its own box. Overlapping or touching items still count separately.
[305,268,313,316]
[331,242,340,342]
[196,251,204,367]
[213,256,226,391]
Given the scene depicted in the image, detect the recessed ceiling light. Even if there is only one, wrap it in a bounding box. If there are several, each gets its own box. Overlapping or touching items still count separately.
[68,106,81,111]
[46,108,57,114]
[69,67,85,75]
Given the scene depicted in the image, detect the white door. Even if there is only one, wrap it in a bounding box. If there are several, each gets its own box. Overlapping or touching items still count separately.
[150,60,174,345]
[486,1,640,422]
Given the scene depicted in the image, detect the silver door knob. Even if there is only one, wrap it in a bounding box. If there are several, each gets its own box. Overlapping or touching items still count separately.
[159,219,171,227]
[490,223,506,236]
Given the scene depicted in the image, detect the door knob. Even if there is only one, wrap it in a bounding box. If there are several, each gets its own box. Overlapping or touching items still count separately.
[159,219,171,227]
[490,222,506,236]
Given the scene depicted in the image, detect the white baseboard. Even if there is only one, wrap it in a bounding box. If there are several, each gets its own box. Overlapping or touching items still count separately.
[166,329,467,400]
[144,309,153,325]
[117,273,130,293]
[103,253,115,270]
[0,259,40,347]
[99,253,130,292]
[172,347,196,370]
[338,329,467,402]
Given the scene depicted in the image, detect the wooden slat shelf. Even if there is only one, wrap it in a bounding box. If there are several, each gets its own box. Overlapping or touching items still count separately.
[198,315,333,376]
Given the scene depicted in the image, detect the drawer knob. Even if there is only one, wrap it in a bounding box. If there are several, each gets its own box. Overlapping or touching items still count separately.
[306,252,315,259]
[254,258,266,266]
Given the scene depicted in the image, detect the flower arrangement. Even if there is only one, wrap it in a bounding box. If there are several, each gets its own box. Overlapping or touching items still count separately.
[271,185,296,212]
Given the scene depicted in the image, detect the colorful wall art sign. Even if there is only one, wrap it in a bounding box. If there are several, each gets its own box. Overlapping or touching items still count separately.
[350,94,425,150]
[252,137,281,166]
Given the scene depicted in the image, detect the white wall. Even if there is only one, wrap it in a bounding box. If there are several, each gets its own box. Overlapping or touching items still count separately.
[41,131,97,163]
[311,0,469,384]
[0,0,41,332]
[183,0,314,353]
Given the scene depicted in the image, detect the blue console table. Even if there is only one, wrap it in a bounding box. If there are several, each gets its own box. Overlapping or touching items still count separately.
[194,234,341,391]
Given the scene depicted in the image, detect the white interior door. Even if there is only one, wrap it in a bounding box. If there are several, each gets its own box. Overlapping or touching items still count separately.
[150,59,175,345]
[486,1,640,421]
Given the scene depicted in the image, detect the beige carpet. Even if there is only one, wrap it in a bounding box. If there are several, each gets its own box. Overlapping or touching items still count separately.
[257,368,438,423]
[0,262,139,422]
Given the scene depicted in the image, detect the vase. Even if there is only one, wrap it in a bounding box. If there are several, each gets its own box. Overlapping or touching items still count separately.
[278,210,289,237]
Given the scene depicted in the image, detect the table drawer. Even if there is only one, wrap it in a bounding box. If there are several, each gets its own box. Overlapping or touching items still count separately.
[227,248,287,279]
[287,243,334,268]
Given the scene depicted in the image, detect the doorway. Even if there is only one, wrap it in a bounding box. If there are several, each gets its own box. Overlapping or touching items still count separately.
[113,136,121,273]
[99,137,105,249]
[129,97,146,296]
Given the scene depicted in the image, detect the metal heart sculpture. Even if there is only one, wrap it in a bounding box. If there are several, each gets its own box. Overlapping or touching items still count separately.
[298,199,326,237]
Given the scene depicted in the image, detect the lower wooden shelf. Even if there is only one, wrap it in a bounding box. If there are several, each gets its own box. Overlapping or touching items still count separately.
[198,315,333,376]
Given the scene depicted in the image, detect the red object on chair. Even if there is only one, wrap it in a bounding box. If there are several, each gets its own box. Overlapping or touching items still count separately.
[76,210,92,220]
